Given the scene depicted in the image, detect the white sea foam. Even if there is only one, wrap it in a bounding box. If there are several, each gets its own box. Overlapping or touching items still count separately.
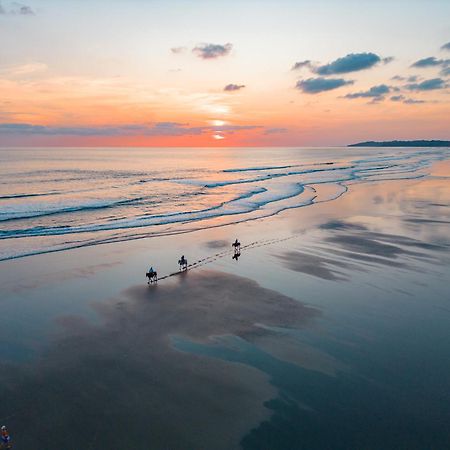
[0,147,448,261]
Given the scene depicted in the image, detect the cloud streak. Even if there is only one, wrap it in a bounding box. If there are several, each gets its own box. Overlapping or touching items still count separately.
[406,78,447,91]
[345,84,391,99]
[441,42,450,52]
[0,122,263,137]
[291,60,312,71]
[411,56,450,68]
[313,53,384,75]
[296,77,353,93]
[264,127,288,135]
[390,95,425,105]
[0,1,35,15]
[170,46,187,54]
[1,62,48,77]
[391,75,420,82]
[192,43,232,59]
[224,84,245,92]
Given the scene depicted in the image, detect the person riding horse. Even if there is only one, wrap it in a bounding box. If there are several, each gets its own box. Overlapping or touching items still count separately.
[146,266,158,284]
[178,255,188,271]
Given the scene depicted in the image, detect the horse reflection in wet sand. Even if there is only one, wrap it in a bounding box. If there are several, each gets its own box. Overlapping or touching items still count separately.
[232,239,241,261]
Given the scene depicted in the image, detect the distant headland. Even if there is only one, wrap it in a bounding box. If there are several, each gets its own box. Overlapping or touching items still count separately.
[348,140,450,147]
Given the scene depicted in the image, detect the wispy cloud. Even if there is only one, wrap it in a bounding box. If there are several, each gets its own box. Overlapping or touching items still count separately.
[170,46,187,55]
[0,62,48,77]
[224,84,245,92]
[403,98,426,104]
[192,43,232,59]
[390,95,425,104]
[391,75,420,82]
[441,42,450,52]
[296,77,353,93]
[291,60,312,71]
[313,52,385,75]
[0,122,263,137]
[0,1,35,15]
[411,56,450,68]
[406,78,447,91]
[264,127,288,135]
[345,84,390,99]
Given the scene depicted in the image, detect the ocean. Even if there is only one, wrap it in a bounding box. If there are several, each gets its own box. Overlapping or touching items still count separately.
[1,146,450,449]
[0,146,447,261]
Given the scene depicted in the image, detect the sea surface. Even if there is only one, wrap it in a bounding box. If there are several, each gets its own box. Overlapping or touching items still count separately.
[0,146,448,261]
[1,146,450,449]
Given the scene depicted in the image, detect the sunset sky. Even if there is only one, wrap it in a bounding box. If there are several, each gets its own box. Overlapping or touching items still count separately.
[0,0,449,147]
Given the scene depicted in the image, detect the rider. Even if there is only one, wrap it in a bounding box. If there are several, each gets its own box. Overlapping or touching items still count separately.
[148,266,154,274]
[179,255,187,269]
[1,426,11,448]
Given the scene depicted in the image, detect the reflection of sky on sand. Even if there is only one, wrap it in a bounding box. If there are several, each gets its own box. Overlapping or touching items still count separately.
[0,271,317,450]
[0,159,450,448]
[1,147,448,261]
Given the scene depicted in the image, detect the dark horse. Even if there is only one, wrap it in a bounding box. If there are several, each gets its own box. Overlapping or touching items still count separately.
[146,270,158,284]
[178,255,188,271]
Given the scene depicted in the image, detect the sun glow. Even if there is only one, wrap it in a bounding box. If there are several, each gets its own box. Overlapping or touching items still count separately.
[210,120,227,126]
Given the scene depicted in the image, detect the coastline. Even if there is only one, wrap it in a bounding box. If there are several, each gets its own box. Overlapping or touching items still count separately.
[0,160,450,448]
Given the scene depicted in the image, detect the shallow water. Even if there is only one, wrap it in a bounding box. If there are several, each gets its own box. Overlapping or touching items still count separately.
[1,148,450,449]
[1,146,448,260]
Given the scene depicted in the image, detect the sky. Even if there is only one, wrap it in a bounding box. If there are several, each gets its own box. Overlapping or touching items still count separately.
[0,0,449,147]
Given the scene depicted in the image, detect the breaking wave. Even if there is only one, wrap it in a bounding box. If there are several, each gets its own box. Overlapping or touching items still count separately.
[0,146,448,261]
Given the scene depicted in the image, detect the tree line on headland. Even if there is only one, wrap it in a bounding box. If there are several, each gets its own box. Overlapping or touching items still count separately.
[348,140,450,147]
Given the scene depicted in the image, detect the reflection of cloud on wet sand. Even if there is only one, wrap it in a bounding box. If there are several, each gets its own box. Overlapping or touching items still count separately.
[278,219,448,281]
[276,251,352,281]
[204,239,230,249]
[1,261,121,295]
[324,223,446,269]
[0,271,318,450]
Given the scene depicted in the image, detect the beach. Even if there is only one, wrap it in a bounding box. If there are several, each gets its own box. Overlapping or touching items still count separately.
[1,148,450,449]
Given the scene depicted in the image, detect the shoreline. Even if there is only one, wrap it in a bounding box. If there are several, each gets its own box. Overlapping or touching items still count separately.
[0,160,449,449]
[2,146,448,263]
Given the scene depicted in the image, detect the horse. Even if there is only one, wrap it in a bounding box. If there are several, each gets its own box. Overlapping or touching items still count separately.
[146,270,158,284]
[178,257,188,271]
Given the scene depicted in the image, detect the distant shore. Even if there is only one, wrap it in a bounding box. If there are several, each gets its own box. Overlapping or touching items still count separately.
[348,140,450,147]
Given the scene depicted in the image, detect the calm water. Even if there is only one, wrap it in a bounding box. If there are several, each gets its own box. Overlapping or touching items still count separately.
[1,147,450,449]
[0,146,448,261]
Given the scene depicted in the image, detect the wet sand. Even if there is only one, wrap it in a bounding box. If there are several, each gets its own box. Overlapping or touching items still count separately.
[1,161,450,449]
[1,271,318,449]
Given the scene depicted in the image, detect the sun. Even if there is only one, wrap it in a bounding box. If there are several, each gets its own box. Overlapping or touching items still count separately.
[210,120,227,126]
